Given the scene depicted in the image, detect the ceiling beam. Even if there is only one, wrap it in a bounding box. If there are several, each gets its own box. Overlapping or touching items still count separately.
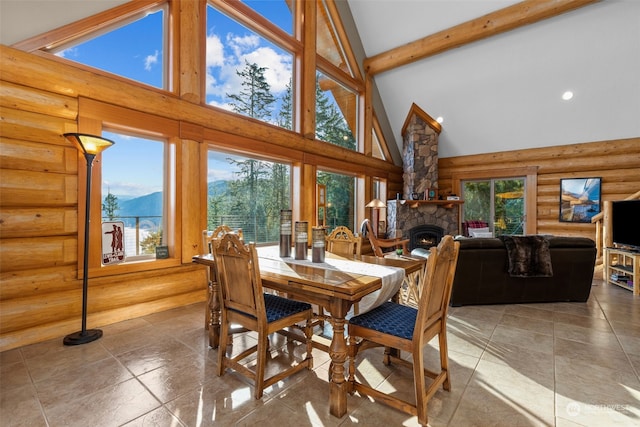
[363,0,600,76]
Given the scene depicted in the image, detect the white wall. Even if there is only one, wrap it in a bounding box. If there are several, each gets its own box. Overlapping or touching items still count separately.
[350,0,640,158]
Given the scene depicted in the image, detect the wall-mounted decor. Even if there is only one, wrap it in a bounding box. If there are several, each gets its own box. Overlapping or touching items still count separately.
[559,177,601,223]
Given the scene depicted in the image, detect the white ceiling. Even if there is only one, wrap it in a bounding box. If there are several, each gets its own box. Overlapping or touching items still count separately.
[348,0,640,158]
[2,0,639,160]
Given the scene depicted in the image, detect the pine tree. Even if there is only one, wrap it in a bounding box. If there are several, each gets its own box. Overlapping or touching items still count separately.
[315,76,356,150]
[276,80,293,130]
[103,191,120,220]
[227,60,276,122]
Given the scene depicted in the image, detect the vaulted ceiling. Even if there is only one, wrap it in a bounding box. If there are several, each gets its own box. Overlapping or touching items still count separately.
[346,0,639,159]
[2,0,638,162]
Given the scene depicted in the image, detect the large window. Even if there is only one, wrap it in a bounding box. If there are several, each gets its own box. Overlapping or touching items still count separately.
[48,5,168,90]
[316,71,357,150]
[101,131,174,261]
[207,150,291,243]
[206,3,294,129]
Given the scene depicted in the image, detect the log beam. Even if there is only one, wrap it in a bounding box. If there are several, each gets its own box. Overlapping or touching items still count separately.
[364,0,600,76]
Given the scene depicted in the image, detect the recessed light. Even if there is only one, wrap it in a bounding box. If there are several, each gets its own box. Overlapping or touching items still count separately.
[562,91,574,101]
[436,116,444,124]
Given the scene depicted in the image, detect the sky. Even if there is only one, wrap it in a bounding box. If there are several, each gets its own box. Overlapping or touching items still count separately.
[58,1,294,197]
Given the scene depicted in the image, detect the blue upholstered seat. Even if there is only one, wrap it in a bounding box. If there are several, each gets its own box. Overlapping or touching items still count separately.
[348,301,417,340]
[264,294,312,323]
[231,294,312,323]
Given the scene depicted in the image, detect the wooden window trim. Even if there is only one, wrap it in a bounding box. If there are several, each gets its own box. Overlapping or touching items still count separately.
[13,0,165,53]
[78,98,182,278]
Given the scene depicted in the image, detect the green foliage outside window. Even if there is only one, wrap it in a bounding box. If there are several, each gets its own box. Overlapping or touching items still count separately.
[102,191,120,220]
[140,229,163,254]
[463,179,525,236]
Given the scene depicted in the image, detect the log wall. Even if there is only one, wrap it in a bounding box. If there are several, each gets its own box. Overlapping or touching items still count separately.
[0,45,401,352]
[0,70,209,351]
[438,139,640,239]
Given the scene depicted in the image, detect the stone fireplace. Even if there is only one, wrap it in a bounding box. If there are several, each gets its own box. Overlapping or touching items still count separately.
[386,104,460,243]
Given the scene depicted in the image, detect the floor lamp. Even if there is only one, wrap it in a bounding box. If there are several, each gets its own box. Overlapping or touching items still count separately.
[63,133,115,346]
[365,198,386,238]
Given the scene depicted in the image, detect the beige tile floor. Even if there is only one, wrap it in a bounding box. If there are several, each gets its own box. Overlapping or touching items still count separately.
[1,277,639,426]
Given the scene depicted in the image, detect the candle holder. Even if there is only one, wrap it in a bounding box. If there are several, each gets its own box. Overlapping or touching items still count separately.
[312,227,325,263]
[294,221,308,260]
[279,209,292,257]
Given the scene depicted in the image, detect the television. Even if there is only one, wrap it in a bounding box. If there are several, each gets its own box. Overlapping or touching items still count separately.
[611,200,640,251]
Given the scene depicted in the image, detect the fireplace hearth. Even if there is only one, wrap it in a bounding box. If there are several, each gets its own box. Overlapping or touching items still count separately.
[409,224,445,251]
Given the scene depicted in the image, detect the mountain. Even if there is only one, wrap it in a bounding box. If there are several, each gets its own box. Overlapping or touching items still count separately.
[208,180,229,196]
[116,192,163,218]
[103,181,229,221]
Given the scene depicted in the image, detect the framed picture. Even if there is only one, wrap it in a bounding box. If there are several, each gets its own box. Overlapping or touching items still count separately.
[559,177,601,223]
[101,221,125,265]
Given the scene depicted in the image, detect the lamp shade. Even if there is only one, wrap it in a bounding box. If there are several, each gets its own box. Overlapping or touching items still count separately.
[64,133,115,155]
[365,198,386,208]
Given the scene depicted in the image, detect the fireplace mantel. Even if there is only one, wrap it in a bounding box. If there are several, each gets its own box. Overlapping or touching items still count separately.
[403,200,463,209]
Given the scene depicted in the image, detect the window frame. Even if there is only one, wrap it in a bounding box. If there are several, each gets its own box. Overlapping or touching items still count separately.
[35,2,173,92]
[205,1,297,129]
[101,129,175,262]
[452,167,538,236]
[317,167,358,232]
[78,98,181,278]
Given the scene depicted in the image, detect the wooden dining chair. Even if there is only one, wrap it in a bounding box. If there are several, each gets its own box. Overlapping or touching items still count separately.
[347,235,460,426]
[203,225,244,254]
[202,225,243,334]
[362,218,409,257]
[212,232,314,399]
[326,225,362,258]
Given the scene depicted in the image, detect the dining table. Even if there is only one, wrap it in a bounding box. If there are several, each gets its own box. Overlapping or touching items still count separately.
[192,244,426,418]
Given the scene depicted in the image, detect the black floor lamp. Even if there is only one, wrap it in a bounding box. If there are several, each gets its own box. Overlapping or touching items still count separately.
[63,133,115,346]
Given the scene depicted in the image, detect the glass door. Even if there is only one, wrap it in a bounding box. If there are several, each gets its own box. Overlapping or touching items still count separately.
[462,177,526,236]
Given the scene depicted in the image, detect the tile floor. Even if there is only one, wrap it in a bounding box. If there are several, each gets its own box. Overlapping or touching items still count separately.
[1,277,639,426]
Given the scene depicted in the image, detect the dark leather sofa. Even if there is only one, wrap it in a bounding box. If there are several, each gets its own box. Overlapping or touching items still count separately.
[450,236,596,306]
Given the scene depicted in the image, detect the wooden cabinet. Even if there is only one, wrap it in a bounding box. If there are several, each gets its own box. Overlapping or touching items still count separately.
[604,248,639,295]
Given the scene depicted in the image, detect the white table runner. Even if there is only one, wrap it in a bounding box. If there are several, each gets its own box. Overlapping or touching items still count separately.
[257,246,405,317]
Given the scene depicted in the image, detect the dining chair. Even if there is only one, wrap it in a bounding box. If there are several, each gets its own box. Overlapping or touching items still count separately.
[203,225,244,254]
[212,232,314,399]
[326,225,362,258]
[202,225,242,332]
[347,235,460,426]
[362,218,410,257]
